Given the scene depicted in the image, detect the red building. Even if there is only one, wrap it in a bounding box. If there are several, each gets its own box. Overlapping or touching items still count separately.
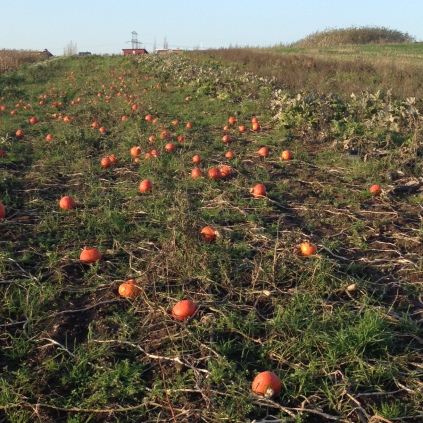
[122,48,149,56]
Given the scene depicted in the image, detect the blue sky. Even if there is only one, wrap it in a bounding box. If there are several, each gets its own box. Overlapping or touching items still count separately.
[1,0,422,55]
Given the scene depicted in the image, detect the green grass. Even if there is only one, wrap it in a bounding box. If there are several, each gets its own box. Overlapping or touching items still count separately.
[0,52,422,422]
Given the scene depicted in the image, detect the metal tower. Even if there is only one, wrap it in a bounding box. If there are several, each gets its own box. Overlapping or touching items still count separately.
[131,31,142,49]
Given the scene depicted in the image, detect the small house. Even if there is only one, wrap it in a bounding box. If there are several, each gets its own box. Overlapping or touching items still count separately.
[122,48,149,56]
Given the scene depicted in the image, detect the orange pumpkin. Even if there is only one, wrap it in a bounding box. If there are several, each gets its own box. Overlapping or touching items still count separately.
[225,151,235,159]
[118,281,141,298]
[29,116,38,125]
[228,116,237,125]
[45,134,53,142]
[192,154,201,164]
[0,201,5,219]
[177,135,184,142]
[208,167,222,180]
[222,134,230,144]
[219,165,233,179]
[130,146,141,157]
[252,371,281,397]
[251,184,266,198]
[99,126,107,134]
[252,122,261,131]
[101,157,112,168]
[165,143,175,153]
[191,168,203,179]
[281,150,293,160]
[257,147,269,157]
[91,121,100,128]
[200,226,217,243]
[300,242,317,256]
[59,196,76,210]
[145,114,153,122]
[186,122,193,129]
[80,247,102,264]
[238,125,247,133]
[370,184,382,196]
[15,129,24,138]
[172,300,197,321]
[139,179,153,193]
[108,154,117,164]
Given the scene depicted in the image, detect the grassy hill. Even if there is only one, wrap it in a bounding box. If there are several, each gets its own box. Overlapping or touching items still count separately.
[0,51,422,422]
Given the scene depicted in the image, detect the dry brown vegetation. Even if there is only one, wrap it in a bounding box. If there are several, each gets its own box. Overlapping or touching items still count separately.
[0,49,47,73]
[189,46,423,100]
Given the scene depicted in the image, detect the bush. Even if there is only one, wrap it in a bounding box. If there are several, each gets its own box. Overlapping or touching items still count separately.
[294,26,415,47]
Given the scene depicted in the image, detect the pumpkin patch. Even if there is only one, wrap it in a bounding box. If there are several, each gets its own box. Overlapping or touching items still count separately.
[0,46,420,423]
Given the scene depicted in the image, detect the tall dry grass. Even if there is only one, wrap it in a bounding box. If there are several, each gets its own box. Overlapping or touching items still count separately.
[0,49,47,73]
[188,47,423,99]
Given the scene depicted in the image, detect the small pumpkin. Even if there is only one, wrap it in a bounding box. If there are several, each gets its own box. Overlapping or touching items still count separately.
[252,122,260,131]
[191,167,203,179]
[208,167,222,180]
[281,150,293,160]
[165,143,175,153]
[200,226,218,243]
[225,151,235,159]
[108,154,117,164]
[238,125,247,133]
[257,147,269,157]
[252,371,281,398]
[131,146,141,157]
[101,157,112,168]
[251,184,266,198]
[370,184,382,196]
[192,154,201,164]
[228,116,237,125]
[172,300,197,321]
[99,126,107,134]
[118,281,141,298]
[300,242,317,256]
[219,165,233,179]
[80,247,102,264]
[29,116,38,125]
[59,196,76,210]
[45,134,53,142]
[139,179,153,193]
[15,129,24,138]
[0,201,5,219]
[222,134,230,144]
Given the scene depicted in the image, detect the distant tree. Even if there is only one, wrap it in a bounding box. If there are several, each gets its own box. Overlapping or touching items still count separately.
[63,41,77,56]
